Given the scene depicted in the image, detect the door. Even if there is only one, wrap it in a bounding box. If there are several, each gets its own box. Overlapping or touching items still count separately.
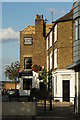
[63,80,70,102]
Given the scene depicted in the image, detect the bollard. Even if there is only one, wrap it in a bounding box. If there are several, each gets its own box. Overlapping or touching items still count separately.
[44,97,46,111]
[50,96,52,110]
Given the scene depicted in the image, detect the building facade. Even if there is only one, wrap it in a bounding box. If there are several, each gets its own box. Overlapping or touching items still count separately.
[20,15,53,96]
[46,10,75,103]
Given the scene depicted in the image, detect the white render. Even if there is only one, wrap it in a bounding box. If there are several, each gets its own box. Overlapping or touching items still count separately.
[19,71,39,96]
[52,69,75,104]
[32,71,39,89]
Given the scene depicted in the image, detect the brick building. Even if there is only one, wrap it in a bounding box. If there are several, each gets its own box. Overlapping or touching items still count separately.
[46,10,75,103]
[20,15,53,96]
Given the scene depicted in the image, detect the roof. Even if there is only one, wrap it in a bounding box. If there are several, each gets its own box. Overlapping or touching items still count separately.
[21,24,53,35]
[54,10,73,24]
[66,60,80,69]
[21,26,35,34]
[46,10,73,38]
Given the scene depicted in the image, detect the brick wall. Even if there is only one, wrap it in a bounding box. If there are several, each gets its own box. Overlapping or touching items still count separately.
[20,15,46,70]
[54,21,73,69]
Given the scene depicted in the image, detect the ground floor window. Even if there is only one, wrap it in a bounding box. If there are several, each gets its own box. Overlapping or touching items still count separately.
[23,78,32,90]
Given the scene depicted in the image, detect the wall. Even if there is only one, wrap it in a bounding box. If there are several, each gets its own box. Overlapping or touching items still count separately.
[57,21,73,69]
[2,102,36,116]
[52,69,75,103]
[20,16,46,70]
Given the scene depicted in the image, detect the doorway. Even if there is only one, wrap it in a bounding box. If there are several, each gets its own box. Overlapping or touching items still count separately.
[63,80,70,102]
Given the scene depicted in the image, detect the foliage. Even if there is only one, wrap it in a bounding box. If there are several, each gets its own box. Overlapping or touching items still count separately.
[48,69,52,92]
[4,61,20,81]
[38,68,48,85]
[30,88,49,101]
[32,64,41,72]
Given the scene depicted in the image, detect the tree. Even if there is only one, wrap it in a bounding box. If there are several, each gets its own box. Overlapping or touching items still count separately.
[4,61,20,89]
[38,68,48,90]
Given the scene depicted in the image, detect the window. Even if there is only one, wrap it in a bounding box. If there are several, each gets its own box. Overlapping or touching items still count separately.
[54,24,57,42]
[54,49,57,69]
[24,57,32,69]
[23,78,32,90]
[47,56,49,71]
[75,19,79,40]
[50,31,52,47]
[24,37,32,45]
[46,37,49,50]
[50,52,52,70]
[79,18,80,39]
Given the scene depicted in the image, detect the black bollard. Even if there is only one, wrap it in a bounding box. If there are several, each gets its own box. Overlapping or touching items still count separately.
[44,97,46,111]
[50,96,52,110]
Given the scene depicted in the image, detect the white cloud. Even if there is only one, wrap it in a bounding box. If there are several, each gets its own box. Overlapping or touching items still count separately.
[0,27,19,41]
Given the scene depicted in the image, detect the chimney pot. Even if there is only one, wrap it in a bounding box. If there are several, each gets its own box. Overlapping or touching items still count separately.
[39,15,40,19]
[72,6,74,11]
[36,14,38,19]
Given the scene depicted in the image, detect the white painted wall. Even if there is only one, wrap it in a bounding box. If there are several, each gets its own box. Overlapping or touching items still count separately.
[52,69,75,104]
[32,71,39,89]
[20,71,39,96]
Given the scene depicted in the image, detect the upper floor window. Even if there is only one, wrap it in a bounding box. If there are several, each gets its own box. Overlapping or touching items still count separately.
[54,49,57,69]
[54,24,57,42]
[75,19,78,40]
[50,31,52,47]
[46,37,49,50]
[24,57,32,69]
[50,52,52,70]
[24,37,32,45]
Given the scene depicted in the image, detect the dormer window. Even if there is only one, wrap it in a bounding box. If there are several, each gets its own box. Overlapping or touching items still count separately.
[24,37,32,45]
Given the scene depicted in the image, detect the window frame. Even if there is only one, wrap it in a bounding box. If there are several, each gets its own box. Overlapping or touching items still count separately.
[46,37,49,50]
[54,24,57,43]
[50,31,52,47]
[24,37,33,45]
[24,57,32,69]
[54,48,57,69]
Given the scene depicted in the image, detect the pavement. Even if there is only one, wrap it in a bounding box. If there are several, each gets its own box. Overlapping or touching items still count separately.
[1,105,80,120]
[1,98,80,120]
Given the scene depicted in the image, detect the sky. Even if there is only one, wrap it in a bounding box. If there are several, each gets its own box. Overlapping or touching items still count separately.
[1,2,73,81]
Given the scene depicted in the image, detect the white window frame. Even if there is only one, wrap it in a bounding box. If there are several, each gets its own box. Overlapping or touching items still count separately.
[47,56,49,72]
[54,24,57,43]
[54,49,57,69]
[46,37,49,50]
[50,31,52,47]
[50,52,52,70]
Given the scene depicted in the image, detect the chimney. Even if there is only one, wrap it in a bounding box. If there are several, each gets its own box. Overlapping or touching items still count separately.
[72,6,74,11]
[35,14,45,37]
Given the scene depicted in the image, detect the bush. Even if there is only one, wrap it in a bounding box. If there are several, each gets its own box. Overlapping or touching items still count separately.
[30,88,49,101]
